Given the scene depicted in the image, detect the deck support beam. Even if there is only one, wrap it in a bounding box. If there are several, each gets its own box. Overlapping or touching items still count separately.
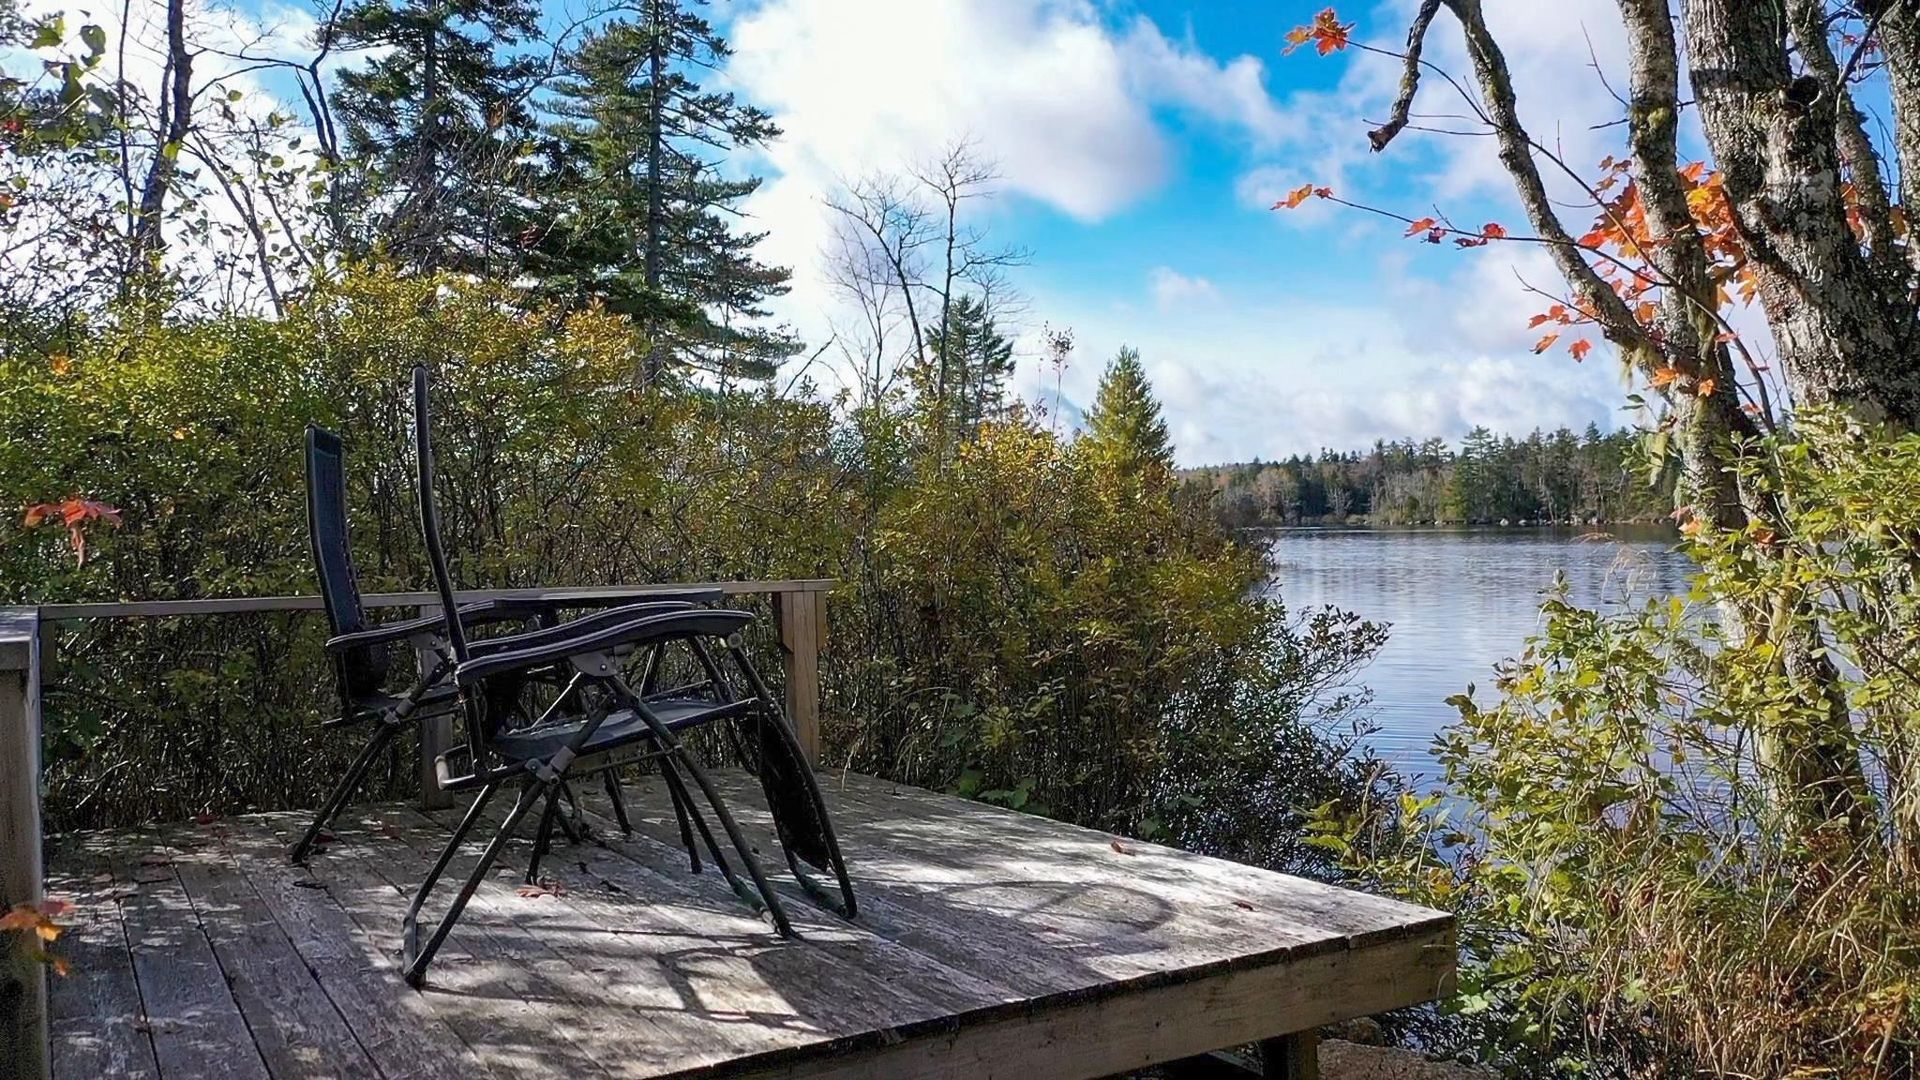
[0,608,47,1080]
[773,590,826,764]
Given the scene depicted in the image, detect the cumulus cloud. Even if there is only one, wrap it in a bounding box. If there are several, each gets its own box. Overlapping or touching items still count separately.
[1148,267,1220,311]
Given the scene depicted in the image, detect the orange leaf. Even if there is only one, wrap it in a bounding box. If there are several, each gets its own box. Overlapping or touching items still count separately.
[1696,378,1717,397]
[1404,216,1437,237]
[1527,313,1552,328]
[1312,186,1333,199]
[1569,339,1592,361]
[1532,333,1560,354]
[1651,367,1680,388]
[1481,222,1507,239]
[1275,183,1315,210]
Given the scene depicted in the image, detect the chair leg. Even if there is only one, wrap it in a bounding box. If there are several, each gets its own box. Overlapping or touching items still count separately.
[658,762,702,872]
[658,755,754,906]
[403,777,546,988]
[290,719,402,864]
[730,644,858,920]
[554,781,586,844]
[602,769,634,837]
[626,703,794,938]
[525,787,563,885]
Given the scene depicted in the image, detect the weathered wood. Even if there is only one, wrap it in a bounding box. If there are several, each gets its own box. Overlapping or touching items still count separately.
[44,850,159,1080]
[47,773,1454,1080]
[0,608,45,1080]
[773,590,823,763]
[166,831,383,1079]
[211,823,503,1080]
[38,580,836,622]
[1260,1032,1320,1080]
[102,834,272,1080]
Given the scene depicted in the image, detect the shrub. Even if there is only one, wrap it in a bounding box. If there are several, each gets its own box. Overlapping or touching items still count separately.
[1316,411,1920,1077]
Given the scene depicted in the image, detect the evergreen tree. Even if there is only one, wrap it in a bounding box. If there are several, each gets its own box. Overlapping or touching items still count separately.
[329,0,543,273]
[920,293,1014,439]
[530,0,797,382]
[1083,346,1173,478]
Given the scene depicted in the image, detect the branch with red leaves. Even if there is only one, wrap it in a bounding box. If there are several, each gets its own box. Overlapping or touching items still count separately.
[23,497,121,565]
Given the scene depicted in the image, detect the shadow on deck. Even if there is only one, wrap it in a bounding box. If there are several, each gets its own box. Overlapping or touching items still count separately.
[45,771,1454,1080]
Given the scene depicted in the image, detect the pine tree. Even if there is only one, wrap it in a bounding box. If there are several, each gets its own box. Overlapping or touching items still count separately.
[920,293,1014,440]
[329,0,543,273]
[529,0,797,382]
[1083,346,1173,478]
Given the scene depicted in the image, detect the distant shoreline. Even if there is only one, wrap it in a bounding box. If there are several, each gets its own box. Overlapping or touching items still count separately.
[1241,518,1678,533]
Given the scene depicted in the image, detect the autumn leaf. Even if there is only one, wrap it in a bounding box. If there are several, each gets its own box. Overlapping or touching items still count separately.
[1651,367,1681,388]
[1285,8,1354,55]
[1274,183,1316,210]
[1569,339,1593,362]
[21,496,121,566]
[1696,378,1717,397]
[1110,840,1137,856]
[1404,216,1437,237]
[1313,186,1333,199]
[1533,333,1560,354]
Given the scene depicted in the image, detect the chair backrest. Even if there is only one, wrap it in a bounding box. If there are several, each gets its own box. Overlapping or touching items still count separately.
[412,365,470,663]
[306,425,368,637]
[307,424,392,701]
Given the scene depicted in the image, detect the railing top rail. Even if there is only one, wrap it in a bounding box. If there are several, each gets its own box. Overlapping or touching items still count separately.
[31,579,837,622]
[0,608,36,671]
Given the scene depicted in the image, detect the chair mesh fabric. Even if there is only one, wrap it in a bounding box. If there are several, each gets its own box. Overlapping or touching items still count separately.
[306,425,390,698]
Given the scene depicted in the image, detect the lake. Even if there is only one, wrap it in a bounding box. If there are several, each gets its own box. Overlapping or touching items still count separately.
[1264,527,1696,780]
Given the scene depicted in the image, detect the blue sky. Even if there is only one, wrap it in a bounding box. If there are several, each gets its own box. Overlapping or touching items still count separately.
[55,0,1666,465]
[708,0,1653,464]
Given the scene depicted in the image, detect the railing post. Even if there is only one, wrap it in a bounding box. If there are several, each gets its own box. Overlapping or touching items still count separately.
[414,603,455,811]
[0,608,47,1080]
[773,589,824,765]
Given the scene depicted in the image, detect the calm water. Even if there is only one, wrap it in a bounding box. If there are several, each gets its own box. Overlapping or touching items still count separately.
[1265,527,1695,779]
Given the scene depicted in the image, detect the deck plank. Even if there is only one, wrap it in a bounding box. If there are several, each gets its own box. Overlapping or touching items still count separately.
[48,771,1454,1080]
[45,846,160,1080]
[103,832,273,1080]
[165,827,386,1079]
[215,820,517,1080]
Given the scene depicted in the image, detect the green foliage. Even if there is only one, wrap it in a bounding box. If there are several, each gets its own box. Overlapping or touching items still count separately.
[531,1,797,379]
[3,267,1386,883]
[1082,346,1173,479]
[331,0,546,271]
[1313,411,1920,1077]
[1189,423,1671,528]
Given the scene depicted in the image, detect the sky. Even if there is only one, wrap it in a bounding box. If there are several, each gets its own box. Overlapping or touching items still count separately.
[23,0,1692,465]
[709,0,1663,465]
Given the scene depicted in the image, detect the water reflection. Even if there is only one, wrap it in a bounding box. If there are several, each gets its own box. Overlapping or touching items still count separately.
[1265,526,1695,780]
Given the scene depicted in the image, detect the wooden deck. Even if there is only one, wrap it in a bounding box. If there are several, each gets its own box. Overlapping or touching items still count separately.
[42,771,1453,1080]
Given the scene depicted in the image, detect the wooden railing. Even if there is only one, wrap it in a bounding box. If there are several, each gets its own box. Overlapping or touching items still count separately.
[0,579,833,1080]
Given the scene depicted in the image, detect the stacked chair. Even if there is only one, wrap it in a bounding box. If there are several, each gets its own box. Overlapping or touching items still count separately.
[300,365,855,988]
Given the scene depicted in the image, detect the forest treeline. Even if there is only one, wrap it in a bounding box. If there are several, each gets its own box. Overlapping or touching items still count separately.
[1184,425,1671,528]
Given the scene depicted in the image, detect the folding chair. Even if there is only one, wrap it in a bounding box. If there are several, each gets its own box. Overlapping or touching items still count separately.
[399,364,855,986]
[295,425,717,864]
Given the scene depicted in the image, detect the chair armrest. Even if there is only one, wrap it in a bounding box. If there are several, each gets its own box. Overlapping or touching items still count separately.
[453,609,756,687]
[323,598,540,652]
[464,601,702,660]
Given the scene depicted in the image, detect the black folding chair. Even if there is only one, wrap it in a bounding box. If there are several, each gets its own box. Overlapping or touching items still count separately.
[399,364,856,987]
[296,426,715,864]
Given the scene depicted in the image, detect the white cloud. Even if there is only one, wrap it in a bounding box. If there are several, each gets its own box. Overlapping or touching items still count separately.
[727,0,1322,356]
[1148,266,1219,311]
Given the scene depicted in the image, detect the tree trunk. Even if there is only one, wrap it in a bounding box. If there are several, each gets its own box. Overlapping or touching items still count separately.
[1684,0,1920,427]
[129,0,192,275]
[642,0,667,384]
